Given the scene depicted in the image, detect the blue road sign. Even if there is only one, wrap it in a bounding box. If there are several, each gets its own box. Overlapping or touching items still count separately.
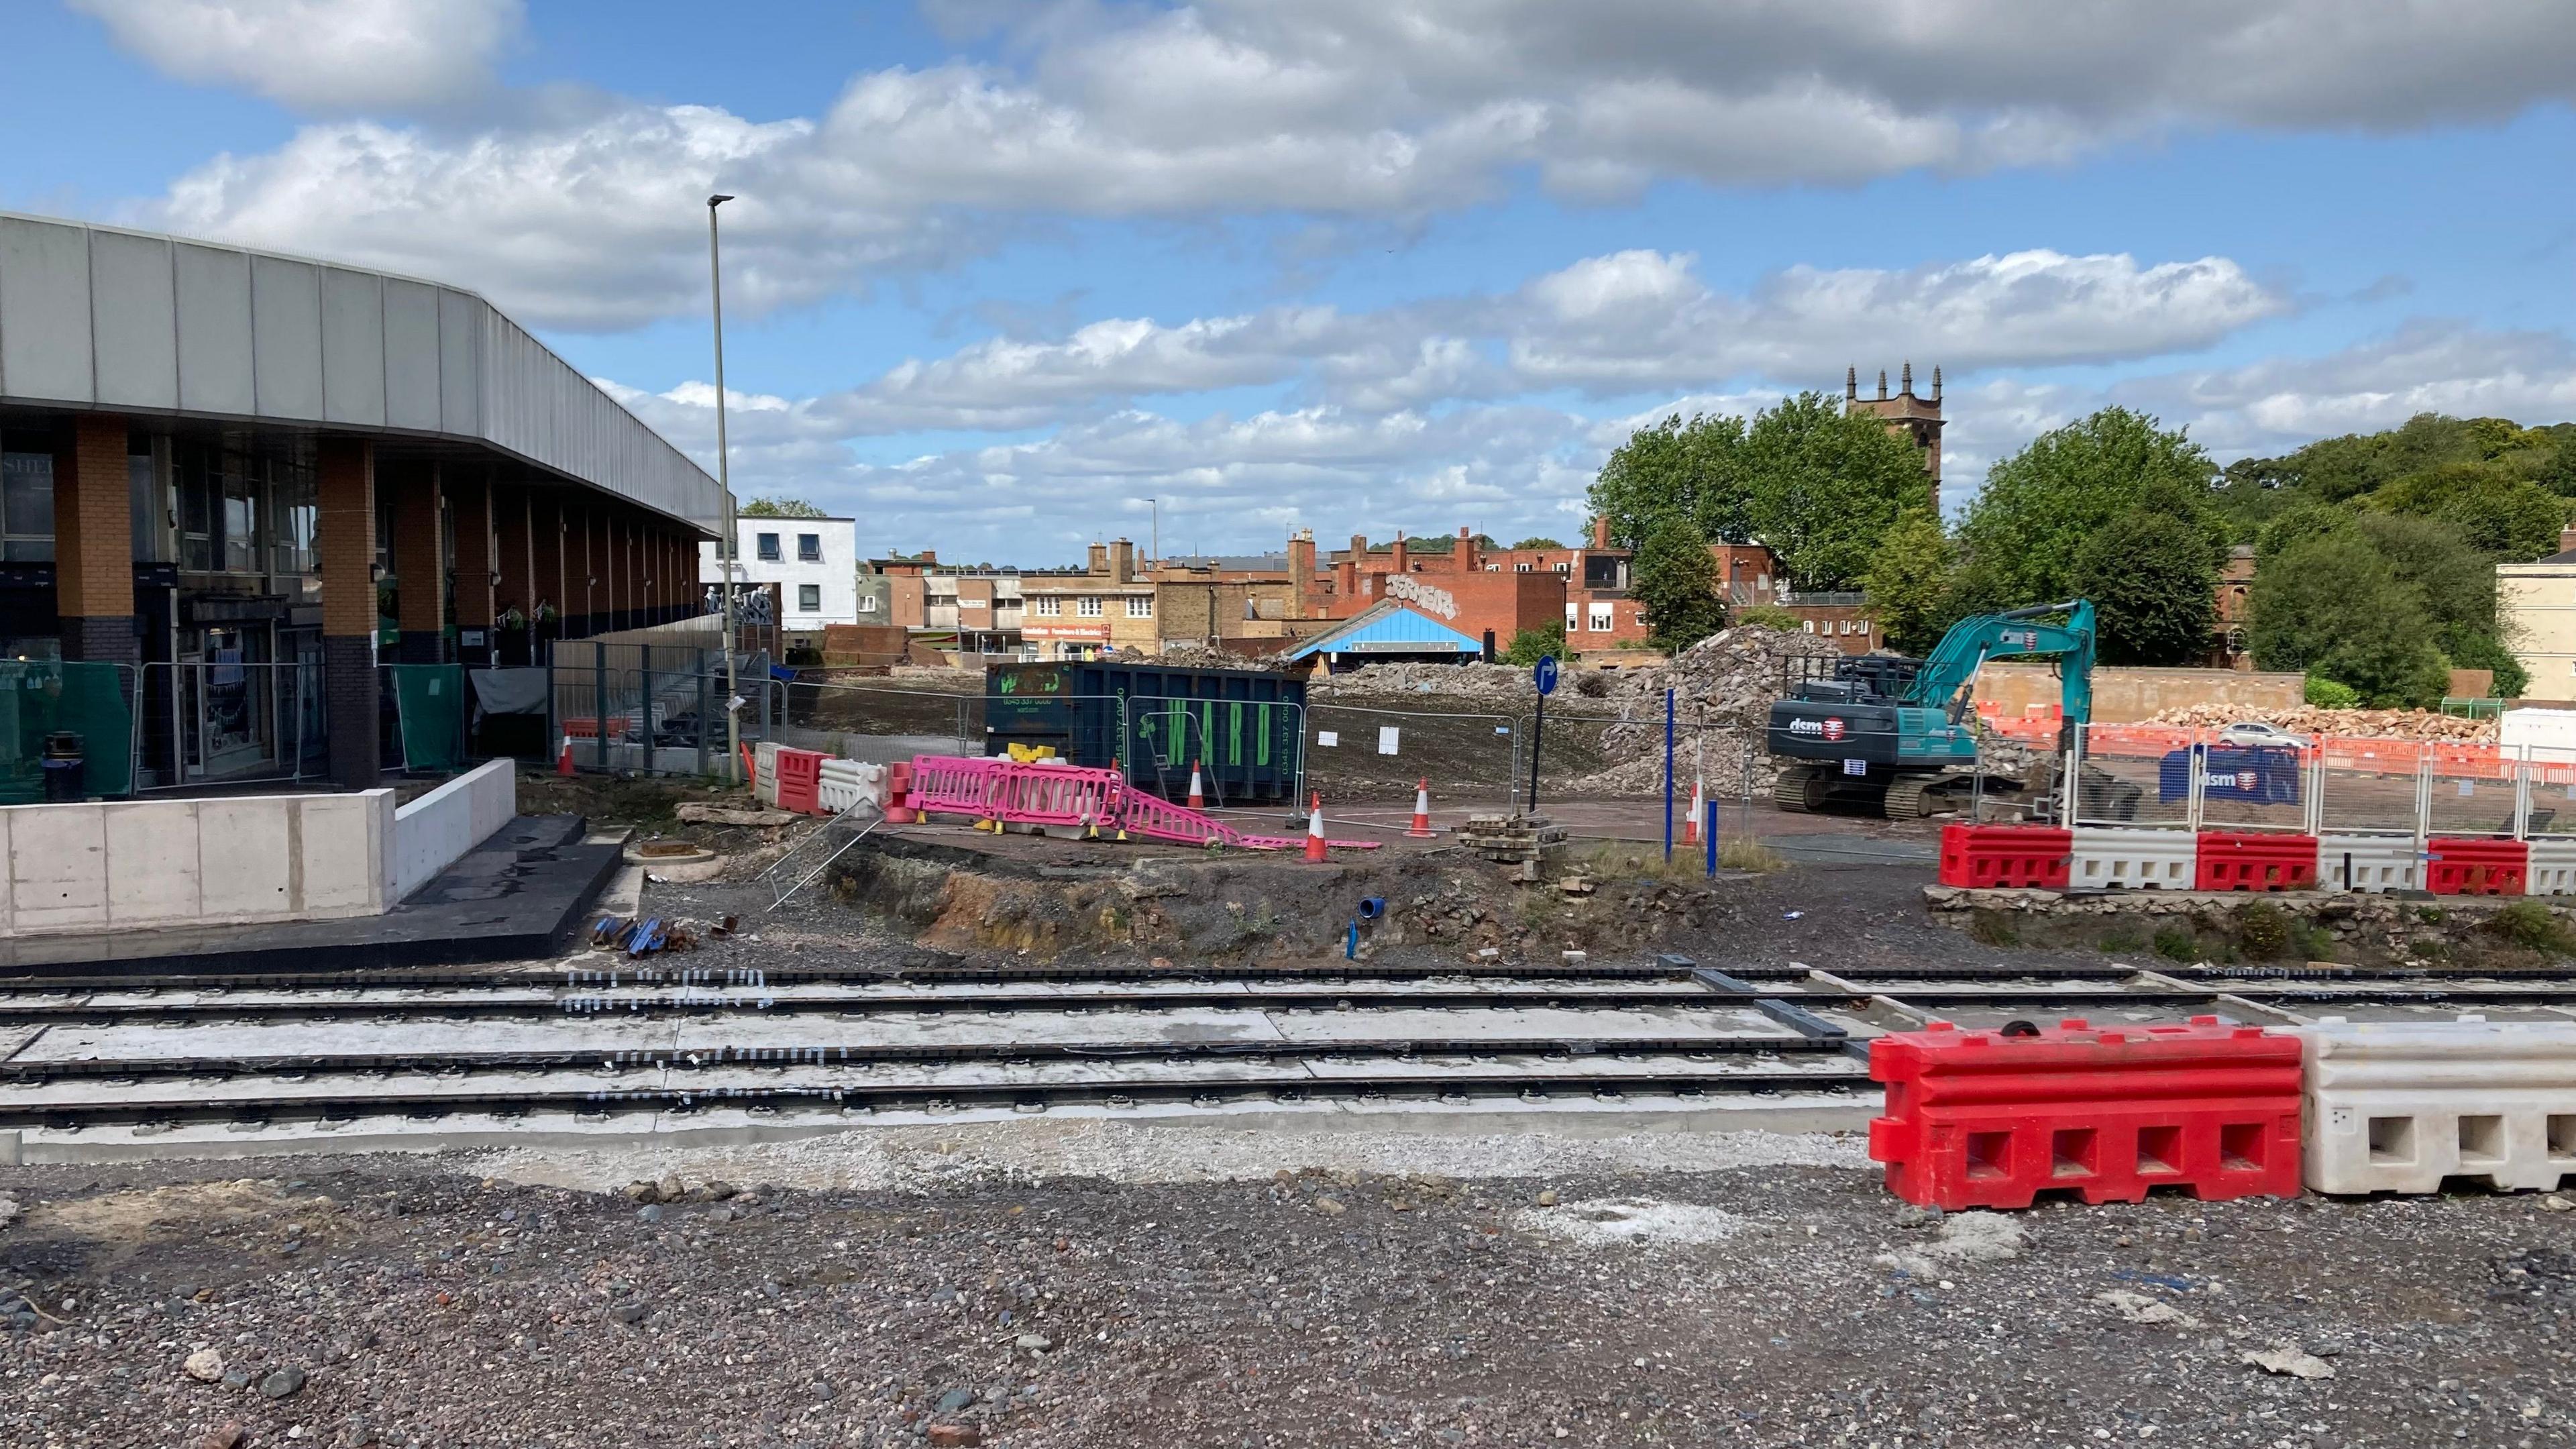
[1534,655,1559,696]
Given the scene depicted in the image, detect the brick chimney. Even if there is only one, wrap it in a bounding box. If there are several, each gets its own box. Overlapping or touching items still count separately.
[1455,525,1477,574]
[1390,531,1409,575]
[1334,557,1357,601]
[1592,515,1611,549]
[1287,529,1316,619]
[2561,525,2576,556]
[1086,541,1108,576]
[1108,537,1136,583]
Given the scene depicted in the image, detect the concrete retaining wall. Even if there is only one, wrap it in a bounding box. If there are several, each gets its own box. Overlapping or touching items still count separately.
[0,790,394,938]
[391,759,519,900]
[1979,663,2304,723]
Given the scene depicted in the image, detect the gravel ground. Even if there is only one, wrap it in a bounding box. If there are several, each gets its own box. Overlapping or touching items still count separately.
[5,1142,2573,1449]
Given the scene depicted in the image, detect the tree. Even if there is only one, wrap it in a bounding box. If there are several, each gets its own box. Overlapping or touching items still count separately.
[1740,392,1929,592]
[1861,510,1958,656]
[2365,464,2569,560]
[1500,621,1566,666]
[1585,412,1751,548]
[1631,517,1728,653]
[741,497,827,518]
[2249,535,2451,707]
[2070,511,2216,665]
[1509,537,1564,550]
[1956,407,2217,606]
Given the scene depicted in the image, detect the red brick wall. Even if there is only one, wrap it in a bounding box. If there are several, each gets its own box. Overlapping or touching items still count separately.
[51,414,130,621]
[317,439,376,637]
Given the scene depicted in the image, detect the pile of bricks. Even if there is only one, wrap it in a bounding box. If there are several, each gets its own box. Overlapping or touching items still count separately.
[1457,812,1569,882]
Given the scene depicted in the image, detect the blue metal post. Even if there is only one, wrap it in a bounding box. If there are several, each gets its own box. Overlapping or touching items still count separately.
[1663,688,1675,859]
[1705,800,1719,877]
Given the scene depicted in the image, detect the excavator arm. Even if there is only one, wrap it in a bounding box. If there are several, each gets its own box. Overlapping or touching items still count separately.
[1904,600,2096,725]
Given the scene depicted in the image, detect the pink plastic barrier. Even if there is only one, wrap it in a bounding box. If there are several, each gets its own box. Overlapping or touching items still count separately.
[902,755,1380,851]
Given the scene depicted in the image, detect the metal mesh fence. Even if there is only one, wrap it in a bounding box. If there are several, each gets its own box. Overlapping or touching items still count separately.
[2315,739,2426,837]
[2426,743,2522,839]
[2069,724,2192,829]
[1303,702,1517,806]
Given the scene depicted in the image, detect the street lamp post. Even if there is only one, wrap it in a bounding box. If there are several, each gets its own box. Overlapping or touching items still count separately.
[707,193,741,784]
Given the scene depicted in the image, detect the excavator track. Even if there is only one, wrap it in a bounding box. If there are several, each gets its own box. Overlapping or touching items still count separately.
[1772,763,1829,814]
[1882,774,1941,820]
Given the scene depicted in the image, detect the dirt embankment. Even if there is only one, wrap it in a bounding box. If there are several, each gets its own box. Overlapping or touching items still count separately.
[826,836,1749,964]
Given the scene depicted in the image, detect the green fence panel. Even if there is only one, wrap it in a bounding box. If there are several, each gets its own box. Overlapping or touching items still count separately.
[0,661,133,802]
[390,664,466,772]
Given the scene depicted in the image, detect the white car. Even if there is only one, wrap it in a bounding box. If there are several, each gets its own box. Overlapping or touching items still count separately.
[2215,720,2302,748]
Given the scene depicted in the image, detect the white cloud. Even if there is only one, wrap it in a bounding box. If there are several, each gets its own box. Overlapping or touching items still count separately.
[121,0,2576,328]
[71,0,521,112]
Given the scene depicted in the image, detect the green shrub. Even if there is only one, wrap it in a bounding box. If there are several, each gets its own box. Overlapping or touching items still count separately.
[1967,910,2021,947]
[2291,922,2338,962]
[2151,924,2198,961]
[2487,900,2576,955]
[2096,926,2146,955]
[2233,901,2292,960]
[1735,604,1802,632]
[2416,905,2447,924]
[2304,674,2361,709]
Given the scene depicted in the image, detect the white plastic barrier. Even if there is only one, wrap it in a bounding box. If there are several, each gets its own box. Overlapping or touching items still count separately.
[753,740,783,808]
[2296,1016,2576,1194]
[2068,826,2196,890]
[2317,833,2423,894]
[2528,838,2576,896]
[817,759,886,816]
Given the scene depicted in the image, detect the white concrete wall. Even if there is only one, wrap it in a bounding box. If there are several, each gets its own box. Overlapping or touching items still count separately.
[391,759,519,900]
[0,790,395,938]
[701,518,860,628]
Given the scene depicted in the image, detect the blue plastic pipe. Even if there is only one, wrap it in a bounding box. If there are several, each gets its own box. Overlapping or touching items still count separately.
[1705,800,1718,877]
[1663,688,1676,860]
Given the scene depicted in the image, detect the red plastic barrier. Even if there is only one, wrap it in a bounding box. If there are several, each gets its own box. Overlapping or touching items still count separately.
[773,747,826,816]
[882,761,916,824]
[2427,837,2526,896]
[1936,824,2072,890]
[1868,1016,2302,1210]
[2194,832,2319,892]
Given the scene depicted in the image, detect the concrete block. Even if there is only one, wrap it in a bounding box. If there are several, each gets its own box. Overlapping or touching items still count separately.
[102,800,202,925]
[10,803,108,932]
[2296,1016,2576,1195]
[2528,837,2576,896]
[0,1130,19,1166]
[392,760,517,899]
[197,796,295,920]
[2068,826,2196,891]
[297,792,391,916]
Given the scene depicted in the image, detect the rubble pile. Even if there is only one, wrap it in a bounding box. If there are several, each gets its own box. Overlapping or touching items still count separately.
[1307,660,1534,704]
[1565,627,1845,796]
[1152,642,1269,671]
[2141,703,2499,743]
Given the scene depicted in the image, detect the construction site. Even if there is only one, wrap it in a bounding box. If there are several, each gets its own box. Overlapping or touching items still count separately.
[7,608,2576,1447]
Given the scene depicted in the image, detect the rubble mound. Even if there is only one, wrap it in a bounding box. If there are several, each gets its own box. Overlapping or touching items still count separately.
[2141,703,2498,743]
[1564,627,1845,796]
[1308,661,1534,704]
[1151,642,1277,672]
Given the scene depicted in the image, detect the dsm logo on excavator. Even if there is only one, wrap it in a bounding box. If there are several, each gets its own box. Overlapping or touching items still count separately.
[1784,716,1848,741]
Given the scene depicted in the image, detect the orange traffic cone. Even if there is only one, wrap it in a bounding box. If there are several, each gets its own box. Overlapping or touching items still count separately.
[1304,792,1328,862]
[1407,778,1434,839]
[557,735,575,777]
[1684,778,1703,843]
[1187,759,1205,810]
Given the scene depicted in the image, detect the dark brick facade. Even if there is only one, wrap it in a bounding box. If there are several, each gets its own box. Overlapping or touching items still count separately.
[323,634,379,790]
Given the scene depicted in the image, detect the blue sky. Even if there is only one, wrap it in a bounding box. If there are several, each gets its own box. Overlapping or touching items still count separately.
[8,0,2576,563]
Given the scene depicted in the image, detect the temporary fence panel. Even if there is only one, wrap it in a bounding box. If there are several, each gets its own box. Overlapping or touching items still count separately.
[2068,826,2198,891]
[0,660,137,802]
[2296,1016,2576,1195]
[2317,833,2424,894]
[2188,740,2315,836]
[2523,744,2576,840]
[1307,703,1518,808]
[2070,724,2192,830]
[134,659,320,794]
[2315,738,2429,839]
[2424,742,2520,839]
[386,664,466,772]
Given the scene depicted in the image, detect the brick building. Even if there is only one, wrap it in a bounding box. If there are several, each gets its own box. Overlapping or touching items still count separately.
[0,211,719,791]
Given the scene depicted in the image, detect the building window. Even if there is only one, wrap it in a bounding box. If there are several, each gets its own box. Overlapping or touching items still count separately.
[857,595,879,613]
[1077,596,1103,618]
[1553,561,1569,574]
[1565,603,1578,631]
[0,433,56,563]
[1516,561,1532,572]
[1587,603,1614,632]
[1034,596,1062,617]
[755,532,782,561]
[1126,595,1152,618]
[798,584,820,612]
[1802,621,1816,633]
[798,533,821,562]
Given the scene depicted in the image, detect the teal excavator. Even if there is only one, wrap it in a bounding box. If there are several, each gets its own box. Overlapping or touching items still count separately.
[1764,600,2096,819]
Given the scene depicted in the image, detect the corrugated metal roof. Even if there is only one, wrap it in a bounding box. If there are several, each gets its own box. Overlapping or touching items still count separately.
[0,211,722,533]
[1285,600,1485,659]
